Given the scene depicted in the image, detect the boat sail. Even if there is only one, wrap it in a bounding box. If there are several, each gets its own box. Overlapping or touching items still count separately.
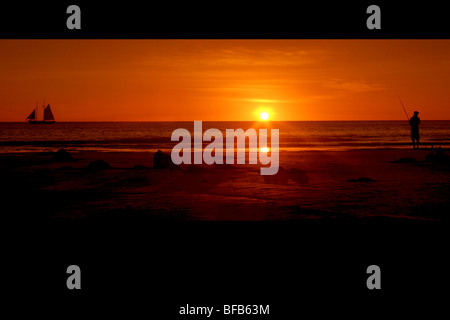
[26,109,36,121]
[27,104,55,124]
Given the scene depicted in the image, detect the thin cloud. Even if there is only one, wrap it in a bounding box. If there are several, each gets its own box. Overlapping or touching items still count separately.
[324,80,386,93]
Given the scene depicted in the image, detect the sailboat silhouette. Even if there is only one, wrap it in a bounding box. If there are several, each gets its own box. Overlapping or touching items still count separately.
[26,104,55,124]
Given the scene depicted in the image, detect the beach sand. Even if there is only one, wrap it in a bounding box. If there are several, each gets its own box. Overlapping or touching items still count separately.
[2,148,447,317]
[1,148,448,221]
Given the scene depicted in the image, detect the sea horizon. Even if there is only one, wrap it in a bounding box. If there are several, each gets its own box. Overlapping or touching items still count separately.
[2,119,450,123]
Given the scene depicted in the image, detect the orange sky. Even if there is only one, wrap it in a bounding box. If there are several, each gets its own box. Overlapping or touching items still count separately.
[1,40,450,121]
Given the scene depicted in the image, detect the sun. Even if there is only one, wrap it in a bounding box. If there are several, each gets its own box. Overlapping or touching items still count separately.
[260,112,269,120]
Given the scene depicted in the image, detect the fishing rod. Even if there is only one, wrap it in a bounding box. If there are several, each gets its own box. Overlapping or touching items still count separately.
[396,94,410,121]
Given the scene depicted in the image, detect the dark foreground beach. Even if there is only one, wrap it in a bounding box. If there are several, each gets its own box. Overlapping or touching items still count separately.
[1,148,448,317]
[1,148,449,221]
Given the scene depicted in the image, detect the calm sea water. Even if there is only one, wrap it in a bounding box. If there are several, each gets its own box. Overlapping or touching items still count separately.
[0,121,449,153]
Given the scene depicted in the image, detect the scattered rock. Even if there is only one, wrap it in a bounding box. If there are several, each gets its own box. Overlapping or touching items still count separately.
[88,159,111,171]
[425,153,436,163]
[392,157,417,163]
[347,177,375,183]
[425,147,450,163]
[52,148,74,162]
[132,164,150,170]
[153,150,176,169]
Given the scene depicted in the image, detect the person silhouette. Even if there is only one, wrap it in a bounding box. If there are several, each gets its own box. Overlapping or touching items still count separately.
[409,111,420,149]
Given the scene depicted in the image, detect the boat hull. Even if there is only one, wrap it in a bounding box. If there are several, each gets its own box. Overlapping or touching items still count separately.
[28,120,55,124]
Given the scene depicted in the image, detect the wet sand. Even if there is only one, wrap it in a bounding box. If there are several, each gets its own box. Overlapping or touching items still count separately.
[1,148,449,221]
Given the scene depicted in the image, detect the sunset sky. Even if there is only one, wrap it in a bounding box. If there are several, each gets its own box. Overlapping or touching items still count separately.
[1,40,450,121]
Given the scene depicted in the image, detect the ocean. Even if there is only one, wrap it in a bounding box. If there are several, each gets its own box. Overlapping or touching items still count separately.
[0,121,449,153]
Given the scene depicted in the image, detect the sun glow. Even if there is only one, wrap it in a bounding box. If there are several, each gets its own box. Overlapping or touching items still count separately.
[260,112,269,120]
[260,147,269,153]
